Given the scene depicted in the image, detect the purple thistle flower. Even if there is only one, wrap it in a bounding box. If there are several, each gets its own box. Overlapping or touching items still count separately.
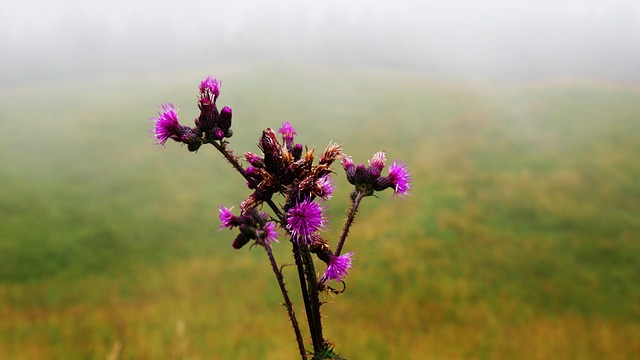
[199,75,221,104]
[278,121,297,147]
[286,199,326,244]
[369,151,386,174]
[219,205,240,229]
[152,103,182,145]
[316,175,335,200]
[322,252,354,282]
[341,156,355,171]
[260,221,279,245]
[388,161,412,197]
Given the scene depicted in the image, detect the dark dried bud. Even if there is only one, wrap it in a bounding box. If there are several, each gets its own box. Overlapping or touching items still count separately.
[187,142,202,152]
[259,129,284,174]
[232,232,252,249]
[309,240,333,264]
[320,142,343,166]
[304,148,315,164]
[239,223,255,236]
[180,127,203,152]
[292,143,303,160]
[241,190,273,213]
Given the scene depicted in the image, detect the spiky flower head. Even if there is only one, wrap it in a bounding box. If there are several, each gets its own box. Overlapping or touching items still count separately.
[322,252,354,283]
[259,221,279,245]
[278,121,298,148]
[316,175,335,200]
[388,161,412,197]
[219,206,241,229]
[368,151,386,176]
[286,199,326,244]
[152,103,182,145]
[199,75,221,104]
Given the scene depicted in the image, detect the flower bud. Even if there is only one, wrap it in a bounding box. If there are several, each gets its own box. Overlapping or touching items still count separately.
[232,232,252,249]
[368,151,386,178]
[278,122,297,149]
[199,76,221,104]
[259,129,284,174]
[310,241,333,264]
[218,106,232,134]
[210,127,225,141]
[292,143,303,160]
[342,157,356,184]
[245,152,265,168]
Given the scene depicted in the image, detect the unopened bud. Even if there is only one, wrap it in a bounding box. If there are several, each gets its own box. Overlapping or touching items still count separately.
[232,232,251,249]
[218,106,232,133]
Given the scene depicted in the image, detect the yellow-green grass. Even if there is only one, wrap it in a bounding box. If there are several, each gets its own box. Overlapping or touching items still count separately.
[1,64,639,359]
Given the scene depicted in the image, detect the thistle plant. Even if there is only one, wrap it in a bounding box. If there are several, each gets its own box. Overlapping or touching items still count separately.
[150,74,412,359]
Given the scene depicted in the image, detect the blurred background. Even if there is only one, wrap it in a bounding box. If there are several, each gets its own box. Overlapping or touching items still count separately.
[1,1,639,359]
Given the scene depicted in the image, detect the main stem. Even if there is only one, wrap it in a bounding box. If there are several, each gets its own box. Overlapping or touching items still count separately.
[292,242,322,352]
[210,140,308,359]
[335,190,365,256]
[301,246,324,351]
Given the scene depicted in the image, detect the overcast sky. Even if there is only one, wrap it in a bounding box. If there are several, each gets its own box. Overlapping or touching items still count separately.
[2,0,639,84]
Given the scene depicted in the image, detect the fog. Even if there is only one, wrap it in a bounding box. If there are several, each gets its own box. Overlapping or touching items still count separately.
[2,0,640,85]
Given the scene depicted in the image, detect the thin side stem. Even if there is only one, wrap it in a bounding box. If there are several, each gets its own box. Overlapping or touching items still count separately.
[264,243,307,360]
[335,190,365,256]
[211,140,254,185]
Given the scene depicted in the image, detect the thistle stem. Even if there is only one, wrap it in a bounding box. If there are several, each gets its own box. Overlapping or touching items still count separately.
[210,140,254,185]
[264,243,308,360]
[335,190,365,256]
[301,246,324,352]
[293,242,322,352]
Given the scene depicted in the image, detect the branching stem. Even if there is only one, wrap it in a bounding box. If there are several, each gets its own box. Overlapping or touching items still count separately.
[264,243,308,360]
[335,190,366,256]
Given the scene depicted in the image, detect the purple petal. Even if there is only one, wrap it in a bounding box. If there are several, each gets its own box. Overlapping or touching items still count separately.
[388,161,412,197]
[152,103,181,145]
[218,205,239,229]
[286,199,326,244]
[323,252,354,282]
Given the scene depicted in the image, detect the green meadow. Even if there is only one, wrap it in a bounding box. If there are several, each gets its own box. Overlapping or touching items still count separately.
[1,64,639,359]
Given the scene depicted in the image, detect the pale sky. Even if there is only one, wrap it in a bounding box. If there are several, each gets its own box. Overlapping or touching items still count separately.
[2,0,639,84]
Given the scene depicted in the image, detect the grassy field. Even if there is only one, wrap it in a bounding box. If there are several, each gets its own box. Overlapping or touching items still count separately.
[1,64,639,359]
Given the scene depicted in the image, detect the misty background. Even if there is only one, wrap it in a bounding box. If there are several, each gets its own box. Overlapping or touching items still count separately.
[2,0,640,86]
